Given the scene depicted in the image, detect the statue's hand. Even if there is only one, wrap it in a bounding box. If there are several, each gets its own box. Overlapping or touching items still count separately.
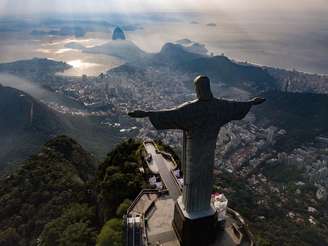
[251,97,266,105]
[128,110,149,118]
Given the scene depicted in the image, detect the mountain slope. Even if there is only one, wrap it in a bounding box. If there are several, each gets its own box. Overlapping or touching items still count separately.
[0,85,66,169]
[150,43,276,90]
[0,136,97,246]
[152,42,205,65]
[181,56,277,89]
[254,91,328,149]
[0,85,62,134]
[0,137,148,246]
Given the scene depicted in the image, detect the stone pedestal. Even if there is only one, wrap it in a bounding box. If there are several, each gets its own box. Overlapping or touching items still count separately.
[172,197,218,246]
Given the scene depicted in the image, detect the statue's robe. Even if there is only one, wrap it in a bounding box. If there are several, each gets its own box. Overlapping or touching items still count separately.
[149,98,251,214]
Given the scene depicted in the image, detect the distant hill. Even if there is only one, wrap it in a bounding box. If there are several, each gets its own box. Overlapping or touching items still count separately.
[152,43,277,90]
[175,39,208,55]
[112,26,126,40]
[152,42,205,66]
[0,58,71,76]
[0,85,66,170]
[66,40,149,62]
[267,67,328,94]
[181,56,277,89]
[31,26,86,37]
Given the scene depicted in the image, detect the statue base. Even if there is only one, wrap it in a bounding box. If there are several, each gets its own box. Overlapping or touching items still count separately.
[172,197,218,246]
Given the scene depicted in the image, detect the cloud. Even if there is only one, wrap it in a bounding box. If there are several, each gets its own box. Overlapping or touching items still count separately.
[0,0,327,16]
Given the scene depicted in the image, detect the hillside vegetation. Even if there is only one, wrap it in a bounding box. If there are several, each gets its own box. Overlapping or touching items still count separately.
[0,136,147,246]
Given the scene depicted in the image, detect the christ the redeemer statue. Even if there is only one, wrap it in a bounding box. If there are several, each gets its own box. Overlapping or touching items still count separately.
[129,75,265,245]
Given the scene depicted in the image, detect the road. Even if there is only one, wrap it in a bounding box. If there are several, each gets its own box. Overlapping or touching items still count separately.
[144,143,181,200]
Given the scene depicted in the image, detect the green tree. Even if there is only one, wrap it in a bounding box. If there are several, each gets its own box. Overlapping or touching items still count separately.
[116,199,132,217]
[40,203,97,246]
[96,219,123,246]
[0,228,21,246]
[59,222,97,246]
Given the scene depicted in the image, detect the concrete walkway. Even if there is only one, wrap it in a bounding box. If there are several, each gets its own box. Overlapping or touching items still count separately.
[144,142,181,200]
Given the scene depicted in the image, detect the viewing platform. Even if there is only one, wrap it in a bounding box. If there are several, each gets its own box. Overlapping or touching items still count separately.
[125,190,254,246]
[124,140,254,246]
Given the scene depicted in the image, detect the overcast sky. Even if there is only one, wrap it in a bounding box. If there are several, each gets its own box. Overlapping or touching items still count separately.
[0,0,327,16]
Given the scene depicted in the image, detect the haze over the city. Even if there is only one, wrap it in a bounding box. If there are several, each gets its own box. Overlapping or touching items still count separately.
[1,0,328,14]
[0,0,328,75]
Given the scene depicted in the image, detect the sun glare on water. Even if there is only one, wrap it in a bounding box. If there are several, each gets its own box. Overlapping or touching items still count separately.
[67,59,99,69]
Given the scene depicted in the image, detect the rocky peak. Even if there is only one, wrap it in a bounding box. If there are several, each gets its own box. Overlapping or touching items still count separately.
[112,26,126,40]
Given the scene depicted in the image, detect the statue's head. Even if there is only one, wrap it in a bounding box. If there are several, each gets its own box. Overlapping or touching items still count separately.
[194,75,213,101]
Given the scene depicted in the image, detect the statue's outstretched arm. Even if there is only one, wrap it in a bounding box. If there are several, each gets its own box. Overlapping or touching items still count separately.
[220,96,265,122]
[128,106,181,118]
[128,107,185,130]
